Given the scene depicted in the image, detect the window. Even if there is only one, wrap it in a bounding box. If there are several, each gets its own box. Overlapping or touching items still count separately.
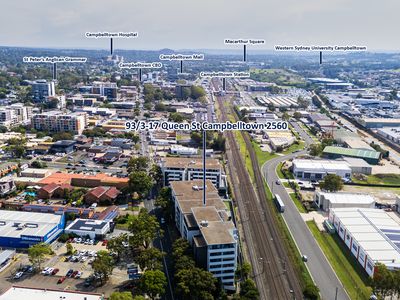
[222,276,234,280]
[210,264,222,269]
[210,258,222,263]
[352,244,358,252]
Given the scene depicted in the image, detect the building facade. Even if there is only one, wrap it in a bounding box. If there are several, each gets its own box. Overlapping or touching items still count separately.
[32,111,88,134]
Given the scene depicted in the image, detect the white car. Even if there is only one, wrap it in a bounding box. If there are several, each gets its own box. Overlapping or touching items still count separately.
[75,271,82,278]
[14,272,24,279]
[45,268,54,275]
[41,267,50,274]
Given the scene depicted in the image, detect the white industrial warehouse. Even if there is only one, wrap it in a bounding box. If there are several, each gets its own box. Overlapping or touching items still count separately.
[329,208,400,276]
[314,191,375,211]
[292,159,352,180]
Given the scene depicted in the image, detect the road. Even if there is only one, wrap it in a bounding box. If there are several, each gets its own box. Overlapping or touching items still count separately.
[261,121,350,300]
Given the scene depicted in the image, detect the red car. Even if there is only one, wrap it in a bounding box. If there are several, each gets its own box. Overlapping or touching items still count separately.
[57,276,66,284]
[52,268,59,275]
[71,270,79,278]
[102,240,108,246]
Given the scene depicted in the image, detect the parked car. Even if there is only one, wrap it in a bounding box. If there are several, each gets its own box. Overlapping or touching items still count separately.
[66,269,74,277]
[14,272,23,279]
[57,276,66,284]
[41,267,50,275]
[52,268,59,275]
[75,271,82,278]
[45,268,54,275]
[71,270,79,278]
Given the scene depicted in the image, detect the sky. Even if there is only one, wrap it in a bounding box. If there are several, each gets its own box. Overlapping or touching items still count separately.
[1,0,399,51]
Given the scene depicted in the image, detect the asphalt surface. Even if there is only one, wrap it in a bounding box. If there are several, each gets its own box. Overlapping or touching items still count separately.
[261,121,350,300]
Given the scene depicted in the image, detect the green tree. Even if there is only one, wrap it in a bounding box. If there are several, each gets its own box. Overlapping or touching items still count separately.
[309,143,323,156]
[190,85,206,99]
[371,263,394,298]
[107,233,129,261]
[175,267,217,300]
[139,270,167,300]
[169,112,185,123]
[133,296,146,300]
[128,156,149,173]
[129,208,161,249]
[128,171,153,199]
[267,102,275,111]
[28,243,53,270]
[240,278,259,300]
[92,250,114,284]
[149,164,163,187]
[293,111,302,120]
[66,242,75,255]
[319,174,344,192]
[155,187,172,218]
[297,96,310,109]
[52,131,74,141]
[236,261,252,280]
[110,291,133,300]
[282,112,290,121]
[136,247,165,270]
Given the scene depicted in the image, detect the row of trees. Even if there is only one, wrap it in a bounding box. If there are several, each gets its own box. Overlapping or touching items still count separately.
[106,208,167,299]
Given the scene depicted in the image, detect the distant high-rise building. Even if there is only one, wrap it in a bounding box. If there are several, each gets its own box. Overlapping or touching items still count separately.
[31,80,55,102]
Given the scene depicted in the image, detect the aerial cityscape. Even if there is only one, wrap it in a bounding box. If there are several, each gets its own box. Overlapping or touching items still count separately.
[1,1,400,300]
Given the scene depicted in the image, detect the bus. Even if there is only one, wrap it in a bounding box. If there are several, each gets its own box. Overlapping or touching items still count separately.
[274,194,285,213]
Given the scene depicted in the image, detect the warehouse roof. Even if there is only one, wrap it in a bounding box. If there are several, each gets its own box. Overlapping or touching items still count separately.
[323,146,380,160]
[0,210,62,238]
[317,191,375,205]
[331,208,400,263]
[0,286,102,300]
[292,159,351,171]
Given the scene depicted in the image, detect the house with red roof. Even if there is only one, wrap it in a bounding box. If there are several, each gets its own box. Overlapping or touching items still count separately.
[37,183,73,199]
[84,186,120,205]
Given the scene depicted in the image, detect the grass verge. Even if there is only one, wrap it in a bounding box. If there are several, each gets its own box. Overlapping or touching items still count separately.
[289,193,307,213]
[307,220,372,300]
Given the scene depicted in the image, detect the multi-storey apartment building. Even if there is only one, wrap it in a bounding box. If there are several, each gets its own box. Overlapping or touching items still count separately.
[160,157,222,188]
[170,180,238,290]
[31,79,55,102]
[32,111,87,135]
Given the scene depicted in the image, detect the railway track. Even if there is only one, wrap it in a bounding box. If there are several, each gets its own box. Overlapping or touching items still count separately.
[214,81,303,299]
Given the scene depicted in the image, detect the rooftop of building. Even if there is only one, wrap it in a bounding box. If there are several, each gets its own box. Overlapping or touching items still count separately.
[292,159,352,171]
[331,208,400,263]
[66,218,109,232]
[323,146,381,159]
[0,210,62,238]
[38,172,128,186]
[199,221,236,246]
[161,157,221,169]
[0,286,102,300]
[317,191,375,204]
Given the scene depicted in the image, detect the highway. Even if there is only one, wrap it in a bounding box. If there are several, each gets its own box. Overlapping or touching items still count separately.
[261,120,350,300]
[214,85,303,299]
